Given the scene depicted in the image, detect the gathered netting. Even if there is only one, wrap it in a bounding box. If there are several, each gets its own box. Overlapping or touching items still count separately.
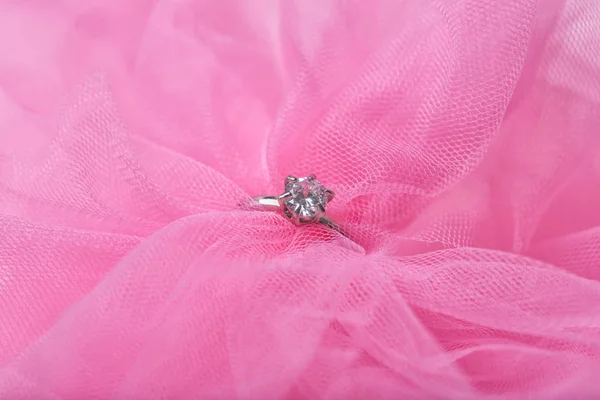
[1,0,600,398]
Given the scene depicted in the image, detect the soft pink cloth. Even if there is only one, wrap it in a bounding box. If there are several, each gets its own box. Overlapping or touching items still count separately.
[1,0,600,398]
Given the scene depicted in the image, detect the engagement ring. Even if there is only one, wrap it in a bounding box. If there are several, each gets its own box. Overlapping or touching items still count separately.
[252,175,348,237]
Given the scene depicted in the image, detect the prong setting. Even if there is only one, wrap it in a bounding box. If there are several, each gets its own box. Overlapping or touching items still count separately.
[278,191,293,201]
[279,174,333,226]
[318,204,326,214]
[325,189,335,202]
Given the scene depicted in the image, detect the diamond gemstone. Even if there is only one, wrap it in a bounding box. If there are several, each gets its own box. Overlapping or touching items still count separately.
[283,176,328,223]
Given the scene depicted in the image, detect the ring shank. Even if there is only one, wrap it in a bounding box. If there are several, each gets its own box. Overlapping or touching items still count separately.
[317,215,350,239]
[252,196,280,210]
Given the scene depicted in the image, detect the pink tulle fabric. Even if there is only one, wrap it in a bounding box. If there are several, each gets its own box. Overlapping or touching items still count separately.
[1,0,600,398]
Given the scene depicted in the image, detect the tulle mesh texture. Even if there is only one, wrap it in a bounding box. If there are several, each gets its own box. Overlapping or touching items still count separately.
[1,0,600,398]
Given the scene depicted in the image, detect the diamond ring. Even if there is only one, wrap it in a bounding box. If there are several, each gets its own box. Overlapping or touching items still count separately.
[252,175,348,237]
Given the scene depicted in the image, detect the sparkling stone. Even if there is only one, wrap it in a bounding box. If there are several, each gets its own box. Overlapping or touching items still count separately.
[283,175,328,223]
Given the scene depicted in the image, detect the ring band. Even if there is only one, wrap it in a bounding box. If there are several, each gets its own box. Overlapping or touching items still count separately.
[250,175,349,238]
